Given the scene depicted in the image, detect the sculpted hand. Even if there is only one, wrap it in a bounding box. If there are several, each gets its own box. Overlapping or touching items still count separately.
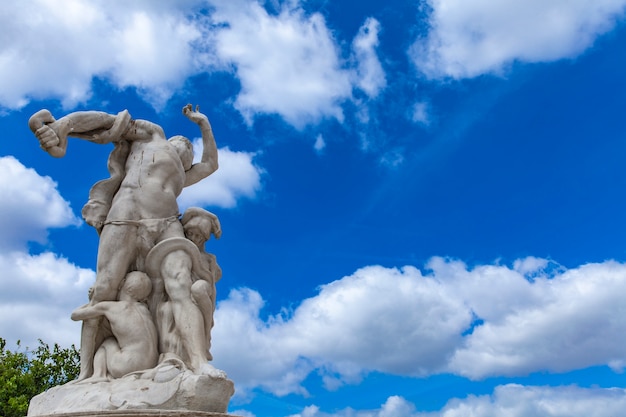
[28,109,69,158]
[183,104,208,124]
[35,125,60,150]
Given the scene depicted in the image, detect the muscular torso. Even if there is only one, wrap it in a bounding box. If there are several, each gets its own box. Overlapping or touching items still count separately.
[107,133,185,221]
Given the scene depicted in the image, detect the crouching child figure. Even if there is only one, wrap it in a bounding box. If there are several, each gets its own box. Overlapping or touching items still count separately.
[71,271,158,382]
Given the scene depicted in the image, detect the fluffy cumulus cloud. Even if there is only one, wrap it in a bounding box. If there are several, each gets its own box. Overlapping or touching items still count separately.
[0,1,386,127]
[286,386,626,417]
[211,264,469,395]
[212,257,626,395]
[412,0,626,79]
[178,144,264,209]
[0,156,80,251]
[0,251,93,349]
[444,259,626,378]
[209,1,353,127]
[0,0,212,110]
[0,156,91,348]
[285,396,417,417]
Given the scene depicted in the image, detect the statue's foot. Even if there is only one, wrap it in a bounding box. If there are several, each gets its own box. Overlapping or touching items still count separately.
[138,354,187,382]
[197,362,227,379]
[73,370,91,383]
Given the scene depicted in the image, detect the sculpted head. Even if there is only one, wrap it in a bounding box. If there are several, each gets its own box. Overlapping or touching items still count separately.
[181,207,221,248]
[121,271,152,301]
[168,135,194,171]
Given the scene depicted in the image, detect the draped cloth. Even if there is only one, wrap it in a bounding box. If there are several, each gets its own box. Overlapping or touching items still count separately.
[81,110,132,234]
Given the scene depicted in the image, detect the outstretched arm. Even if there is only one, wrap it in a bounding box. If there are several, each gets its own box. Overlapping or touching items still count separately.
[71,302,109,321]
[28,110,131,157]
[182,104,219,187]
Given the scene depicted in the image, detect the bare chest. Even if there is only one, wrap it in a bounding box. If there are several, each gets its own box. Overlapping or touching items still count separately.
[124,141,185,186]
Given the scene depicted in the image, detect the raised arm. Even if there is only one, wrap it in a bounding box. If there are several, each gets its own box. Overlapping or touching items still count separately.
[182,104,219,187]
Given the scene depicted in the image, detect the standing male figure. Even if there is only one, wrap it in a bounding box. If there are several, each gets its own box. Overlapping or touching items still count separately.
[29,104,219,380]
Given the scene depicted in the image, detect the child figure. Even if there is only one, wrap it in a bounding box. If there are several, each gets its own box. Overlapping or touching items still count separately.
[71,271,158,382]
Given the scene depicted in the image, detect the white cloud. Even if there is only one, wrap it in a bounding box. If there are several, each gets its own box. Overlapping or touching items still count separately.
[0,156,80,251]
[379,148,406,168]
[286,396,417,417]
[288,386,626,417]
[0,0,212,110]
[108,10,208,108]
[178,144,264,209]
[352,18,386,99]
[212,257,626,395]
[0,251,94,349]
[212,264,471,394]
[213,288,313,397]
[411,101,431,125]
[412,0,626,79]
[436,385,626,417]
[448,260,626,378]
[0,156,92,348]
[1,1,387,128]
[229,410,256,417]
[210,1,353,128]
[314,134,326,153]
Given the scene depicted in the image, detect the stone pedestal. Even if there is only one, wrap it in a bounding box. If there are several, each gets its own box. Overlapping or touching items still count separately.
[30,412,241,417]
[28,369,235,416]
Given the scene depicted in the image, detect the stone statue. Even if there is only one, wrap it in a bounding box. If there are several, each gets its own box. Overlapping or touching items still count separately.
[26,105,235,415]
[29,104,217,380]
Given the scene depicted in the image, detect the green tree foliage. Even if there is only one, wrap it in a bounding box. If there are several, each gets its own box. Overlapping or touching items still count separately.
[0,338,79,417]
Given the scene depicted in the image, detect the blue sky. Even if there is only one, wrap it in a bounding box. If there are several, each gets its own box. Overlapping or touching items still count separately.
[2,0,626,415]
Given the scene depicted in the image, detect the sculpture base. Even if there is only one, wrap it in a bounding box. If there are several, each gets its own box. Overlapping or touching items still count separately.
[28,368,235,416]
[27,412,241,417]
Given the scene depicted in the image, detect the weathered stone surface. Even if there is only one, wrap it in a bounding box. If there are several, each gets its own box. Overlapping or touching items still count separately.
[29,411,240,417]
[28,369,235,416]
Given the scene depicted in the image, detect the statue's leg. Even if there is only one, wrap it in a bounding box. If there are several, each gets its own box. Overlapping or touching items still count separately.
[191,280,214,360]
[92,340,111,380]
[161,252,209,372]
[157,301,184,359]
[76,318,99,381]
[92,224,139,302]
[76,337,110,383]
[101,338,125,379]
[76,224,138,380]
[172,297,208,372]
